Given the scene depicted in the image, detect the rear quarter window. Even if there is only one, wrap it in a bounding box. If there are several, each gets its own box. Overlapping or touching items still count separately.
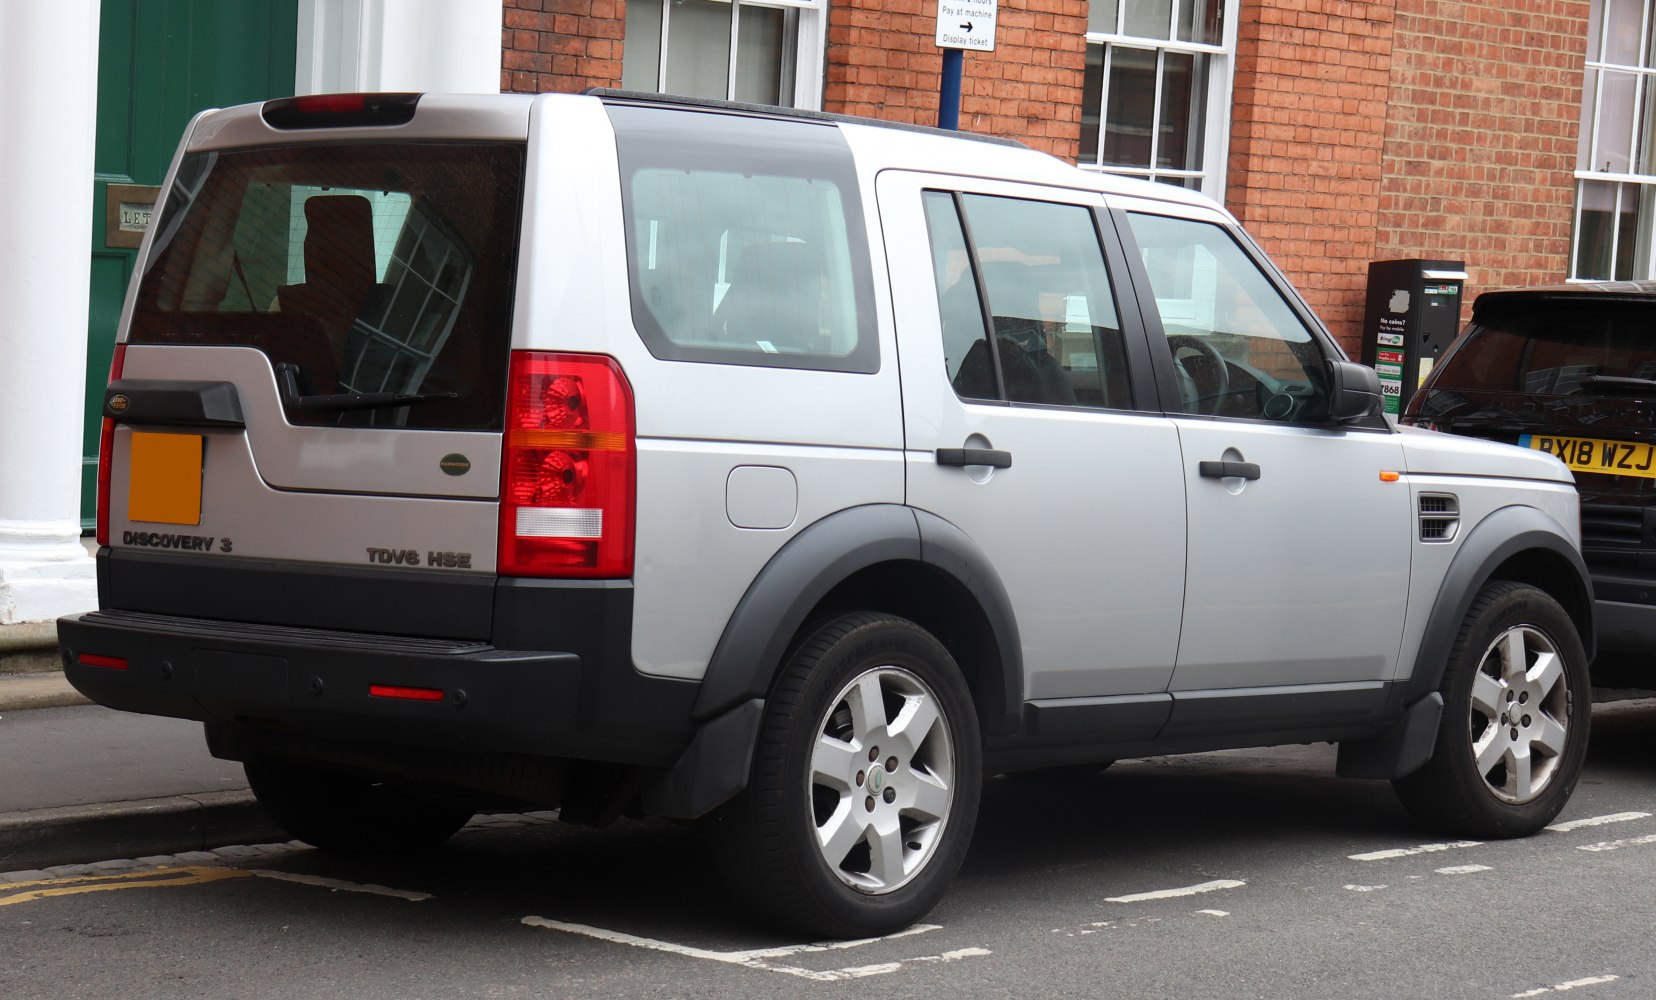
[608,104,878,373]
[132,141,526,430]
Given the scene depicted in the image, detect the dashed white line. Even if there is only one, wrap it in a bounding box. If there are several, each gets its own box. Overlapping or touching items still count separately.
[1104,879,1245,904]
[1547,812,1650,833]
[247,870,431,902]
[519,917,987,981]
[1510,973,1620,996]
[1344,884,1388,892]
[1578,833,1656,853]
[1196,909,1229,917]
[1434,864,1492,876]
[1349,840,1481,862]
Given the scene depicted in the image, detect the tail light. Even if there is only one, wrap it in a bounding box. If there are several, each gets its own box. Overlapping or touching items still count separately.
[498,352,635,578]
[95,344,127,546]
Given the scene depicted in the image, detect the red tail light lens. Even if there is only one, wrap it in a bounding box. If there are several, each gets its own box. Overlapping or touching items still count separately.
[95,344,127,547]
[499,352,635,578]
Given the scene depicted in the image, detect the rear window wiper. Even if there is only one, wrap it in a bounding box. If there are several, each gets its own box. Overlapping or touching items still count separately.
[1580,374,1656,392]
[275,362,457,412]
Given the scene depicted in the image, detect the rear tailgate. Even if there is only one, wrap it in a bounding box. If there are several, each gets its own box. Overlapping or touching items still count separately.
[102,98,528,631]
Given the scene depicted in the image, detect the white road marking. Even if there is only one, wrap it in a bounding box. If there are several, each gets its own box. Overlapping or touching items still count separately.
[1510,973,1620,996]
[1344,884,1388,892]
[247,870,431,902]
[1578,833,1656,853]
[1196,909,1228,917]
[1547,812,1650,833]
[1104,879,1245,903]
[519,917,985,981]
[1434,864,1492,876]
[1349,840,1481,862]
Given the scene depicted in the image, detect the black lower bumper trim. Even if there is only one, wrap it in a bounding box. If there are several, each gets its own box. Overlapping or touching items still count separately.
[59,608,697,768]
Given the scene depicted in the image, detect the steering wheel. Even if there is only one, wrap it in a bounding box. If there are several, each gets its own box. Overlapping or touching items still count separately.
[1166,335,1231,415]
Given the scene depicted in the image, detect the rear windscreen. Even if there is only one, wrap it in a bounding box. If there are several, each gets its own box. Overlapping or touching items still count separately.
[1434,301,1656,396]
[131,142,525,430]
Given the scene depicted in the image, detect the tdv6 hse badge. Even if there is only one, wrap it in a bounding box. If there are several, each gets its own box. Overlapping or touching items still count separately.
[366,547,472,569]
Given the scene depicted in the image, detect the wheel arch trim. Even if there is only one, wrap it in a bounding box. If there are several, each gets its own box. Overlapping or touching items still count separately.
[689,503,1024,732]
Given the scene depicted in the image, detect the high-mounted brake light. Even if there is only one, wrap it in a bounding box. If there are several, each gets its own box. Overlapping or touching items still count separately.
[499,352,635,578]
[261,93,421,130]
[95,344,127,547]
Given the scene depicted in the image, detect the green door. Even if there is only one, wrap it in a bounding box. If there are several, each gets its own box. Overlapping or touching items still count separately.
[86,0,298,525]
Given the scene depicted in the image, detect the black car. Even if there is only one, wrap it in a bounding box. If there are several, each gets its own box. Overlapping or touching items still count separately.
[1406,281,1656,663]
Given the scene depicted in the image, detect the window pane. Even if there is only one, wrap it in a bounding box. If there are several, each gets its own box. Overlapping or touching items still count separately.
[1604,0,1643,66]
[1640,73,1656,173]
[960,194,1132,408]
[1124,0,1173,39]
[1081,44,1104,164]
[1593,69,1638,173]
[1579,67,1598,169]
[621,0,663,91]
[1103,46,1157,168]
[1127,212,1326,420]
[734,4,789,106]
[662,0,734,100]
[1177,0,1224,45]
[1088,0,1120,34]
[1616,182,1644,280]
[1157,51,1207,170]
[922,192,996,398]
[1576,180,1616,280]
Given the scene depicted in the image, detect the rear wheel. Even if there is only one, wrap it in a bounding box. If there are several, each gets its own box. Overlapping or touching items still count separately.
[709,612,982,938]
[245,760,475,852]
[1392,582,1589,837]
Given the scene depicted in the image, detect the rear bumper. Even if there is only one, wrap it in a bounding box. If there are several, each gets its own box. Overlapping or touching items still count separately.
[59,604,698,768]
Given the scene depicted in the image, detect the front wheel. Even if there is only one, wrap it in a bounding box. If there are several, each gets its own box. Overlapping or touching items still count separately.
[709,612,982,938]
[1392,582,1590,837]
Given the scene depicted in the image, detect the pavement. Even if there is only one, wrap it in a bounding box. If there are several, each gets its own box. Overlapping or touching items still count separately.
[0,673,283,874]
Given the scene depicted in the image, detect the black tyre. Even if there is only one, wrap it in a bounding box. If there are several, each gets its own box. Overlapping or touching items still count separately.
[1392,582,1590,838]
[709,612,982,938]
[245,760,475,852]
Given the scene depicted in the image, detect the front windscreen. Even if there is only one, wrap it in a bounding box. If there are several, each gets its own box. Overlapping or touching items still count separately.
[130,141,525,429]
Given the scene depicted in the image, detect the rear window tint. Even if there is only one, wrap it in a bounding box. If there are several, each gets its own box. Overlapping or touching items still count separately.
[132,141,525,429]
[608,104,878,373]
[1436,301,1656,395]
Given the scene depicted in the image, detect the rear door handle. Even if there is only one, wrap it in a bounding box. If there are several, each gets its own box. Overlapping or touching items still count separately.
[936,448,1012,469]
[1198,460,1260,481]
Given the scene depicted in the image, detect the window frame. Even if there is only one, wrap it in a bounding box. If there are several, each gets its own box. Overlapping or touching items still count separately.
[622,0,827,111]
[1081,0,1238,199]
[1571,0,1656,280]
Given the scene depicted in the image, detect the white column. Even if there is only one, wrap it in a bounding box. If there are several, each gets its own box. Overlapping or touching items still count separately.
[0,0,100,625]
[296,0,503,96]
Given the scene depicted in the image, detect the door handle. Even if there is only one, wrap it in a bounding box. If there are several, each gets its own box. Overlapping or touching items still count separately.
[936,447,1012,469]
[1198,460,1260,481]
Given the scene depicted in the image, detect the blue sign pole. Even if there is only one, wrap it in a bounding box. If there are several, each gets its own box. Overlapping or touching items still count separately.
[938,47,963,130]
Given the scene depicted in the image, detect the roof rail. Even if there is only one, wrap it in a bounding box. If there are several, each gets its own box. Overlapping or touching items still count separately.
[581,88,1027,149]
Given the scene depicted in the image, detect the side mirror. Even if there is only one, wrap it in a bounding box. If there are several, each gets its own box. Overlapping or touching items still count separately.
[1326,359,1383,424]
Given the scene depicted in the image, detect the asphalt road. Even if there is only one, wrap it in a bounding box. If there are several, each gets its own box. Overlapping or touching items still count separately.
[5,699,1656,1000]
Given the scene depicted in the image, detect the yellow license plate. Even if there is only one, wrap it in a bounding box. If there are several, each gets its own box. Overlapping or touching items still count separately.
[1521,433,1656,478]
[128,432,204,525]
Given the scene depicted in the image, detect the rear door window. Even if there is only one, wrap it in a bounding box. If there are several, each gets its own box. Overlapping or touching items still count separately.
[132,141,526,429]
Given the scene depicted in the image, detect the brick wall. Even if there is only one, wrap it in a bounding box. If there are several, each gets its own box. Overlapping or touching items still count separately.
[501,0,624,95]
[823,0,1087,160]
[1226,1,1398,353]
[1376,1,1589,318]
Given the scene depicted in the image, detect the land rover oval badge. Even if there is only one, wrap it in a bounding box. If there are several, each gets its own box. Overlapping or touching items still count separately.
[439,453,471,477]
[107,393,130,414]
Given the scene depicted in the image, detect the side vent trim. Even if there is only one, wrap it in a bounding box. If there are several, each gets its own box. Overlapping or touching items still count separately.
[1419,492,1460,543]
